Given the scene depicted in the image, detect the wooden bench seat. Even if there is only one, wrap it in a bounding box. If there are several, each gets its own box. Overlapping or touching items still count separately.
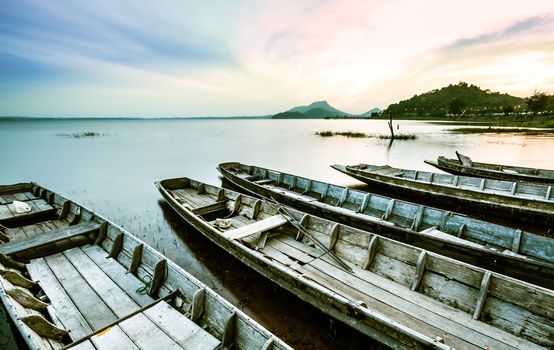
[226,215,288,240]
[0,222,100,256]
[5,219,71,242]
[0,192,38,205]
[254,179,273,185]
[0,199,57,226]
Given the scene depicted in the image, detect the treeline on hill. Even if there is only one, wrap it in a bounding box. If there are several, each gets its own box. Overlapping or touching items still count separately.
[383,82,554,117]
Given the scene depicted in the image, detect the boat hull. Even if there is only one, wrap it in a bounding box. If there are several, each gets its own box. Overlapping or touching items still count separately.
[333,165,553,233]
[427,158,554,185]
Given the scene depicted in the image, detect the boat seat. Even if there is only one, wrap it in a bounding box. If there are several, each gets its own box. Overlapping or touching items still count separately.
[0,192,39,205]
[0,199,57,226]
[254,179,273,185]
[226,215,289,240]
[0,222,100,256]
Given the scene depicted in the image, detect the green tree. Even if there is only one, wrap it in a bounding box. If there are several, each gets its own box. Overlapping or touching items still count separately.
[527,91,549,113]
[502,105,515,115]
[449,97,466,115]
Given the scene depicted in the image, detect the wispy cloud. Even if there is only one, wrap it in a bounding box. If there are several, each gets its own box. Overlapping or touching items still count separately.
[1,0,553,116]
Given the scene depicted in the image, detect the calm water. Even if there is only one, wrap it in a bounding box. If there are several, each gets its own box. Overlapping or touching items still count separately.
[1,118,553,349]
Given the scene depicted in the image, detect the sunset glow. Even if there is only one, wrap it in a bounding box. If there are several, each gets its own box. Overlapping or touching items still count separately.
[1,0,553,116]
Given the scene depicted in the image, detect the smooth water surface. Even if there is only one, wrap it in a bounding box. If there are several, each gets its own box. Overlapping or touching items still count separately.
[1,118,553,349]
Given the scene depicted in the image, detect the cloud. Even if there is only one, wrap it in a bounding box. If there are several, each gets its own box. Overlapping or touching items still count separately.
[1,0,554,115]
[0,0,237,77]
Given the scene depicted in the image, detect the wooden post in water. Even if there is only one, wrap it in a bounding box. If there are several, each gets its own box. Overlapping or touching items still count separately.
[388,112,395,140]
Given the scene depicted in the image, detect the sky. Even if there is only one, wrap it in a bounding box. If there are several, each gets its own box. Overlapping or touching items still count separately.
[1,0,553,117]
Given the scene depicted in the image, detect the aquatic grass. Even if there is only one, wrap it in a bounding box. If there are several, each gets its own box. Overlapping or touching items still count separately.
[315,130,335,137]
[57,131,105,138]
[315,131,369,138]
[376,134,418,140]
[315,131,418,140]
[449,127,554,135]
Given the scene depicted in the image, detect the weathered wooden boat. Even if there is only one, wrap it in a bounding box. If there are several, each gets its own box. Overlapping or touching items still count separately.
[425,151,554,184]
[217,162,554,289]
[331,163,554,232]
[157,177,554,350]
[0,182,290,350]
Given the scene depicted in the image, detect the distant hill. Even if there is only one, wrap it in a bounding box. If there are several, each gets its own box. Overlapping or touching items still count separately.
[287,101,349,116]
[273,100,380,119]
[384,82,525,117]
[361,108,382,117]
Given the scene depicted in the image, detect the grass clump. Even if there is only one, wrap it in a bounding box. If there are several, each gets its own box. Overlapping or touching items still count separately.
[315,130,369,138]
[449,127,554,135]
[377,134,418,140]
[315,130,335,137]
[58,131,104,138]
[315,130,418,140]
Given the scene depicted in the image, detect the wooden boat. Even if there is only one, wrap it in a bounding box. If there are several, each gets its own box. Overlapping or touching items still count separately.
[425,151,554,184]
[217,162,554,289]
[331,163,554,232]
[157,177,554,350]
[0,182,290,350]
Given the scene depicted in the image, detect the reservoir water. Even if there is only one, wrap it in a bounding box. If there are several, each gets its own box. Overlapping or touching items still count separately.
[1,118,553,349]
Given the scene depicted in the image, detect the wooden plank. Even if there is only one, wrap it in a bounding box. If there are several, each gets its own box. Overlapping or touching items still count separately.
[254,179,273,185]
[410,205,424,231]
[192,201,227,216]
[148,259,166,297]
[90,325,139,350]
[309,257,535,349]
[63,248,140,318]
[410,251,427,291]
[108,233,123,258]
[0,222,100,256]
[511,229,522,253]
[44,252,118,330]
[0,199,56,224]
[66,340,96,350]
[251,199,262,220]
[143,301,220,350]
[357,193,371,213]
[80,244,154,307]
[26,258,93,340]
[191,288,205,322]
[382,199,395,220]
[119,313,183,350]
[473,271,491,320]
[363,235,378,270]
[225,215,288,240]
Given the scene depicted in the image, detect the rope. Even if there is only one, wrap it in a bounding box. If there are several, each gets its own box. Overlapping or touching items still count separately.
[136,275,152,295]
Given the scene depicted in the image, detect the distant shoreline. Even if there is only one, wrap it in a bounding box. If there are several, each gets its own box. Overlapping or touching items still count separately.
[1,114,552,128]
[0,115,272,121]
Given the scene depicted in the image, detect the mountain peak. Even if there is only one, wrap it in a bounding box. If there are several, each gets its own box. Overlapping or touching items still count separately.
[287,100,348,115]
